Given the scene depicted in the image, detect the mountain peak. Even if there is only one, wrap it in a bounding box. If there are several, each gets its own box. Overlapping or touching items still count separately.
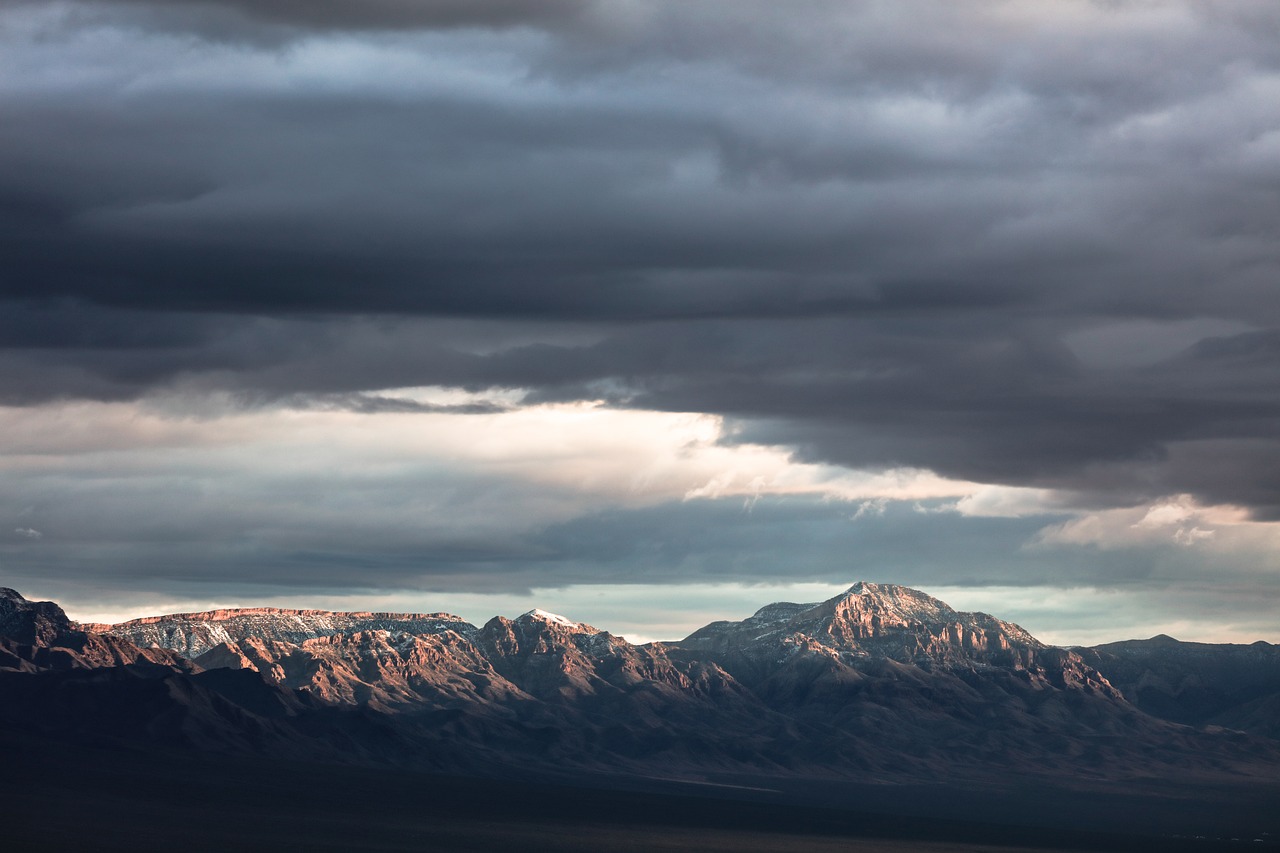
[845,580,943,600]
[517,609,596,633]
[834,582,956,620]
[521,608,573,623]
[683,581,1042,666]
[0,587,27,602]
[0,586,73,646]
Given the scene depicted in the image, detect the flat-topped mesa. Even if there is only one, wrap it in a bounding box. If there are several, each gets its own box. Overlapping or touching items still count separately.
[78,606,461,630]
[84,607,479,660]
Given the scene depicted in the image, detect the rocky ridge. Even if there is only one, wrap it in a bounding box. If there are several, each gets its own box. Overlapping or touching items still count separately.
[79,607,477,659]
[1079,636,1280,739]
[6,582,1279,783]
[682,581,1041,663]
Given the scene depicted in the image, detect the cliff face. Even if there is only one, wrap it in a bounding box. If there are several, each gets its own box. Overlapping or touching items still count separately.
[80,607,478,659]
[195,628,526,711]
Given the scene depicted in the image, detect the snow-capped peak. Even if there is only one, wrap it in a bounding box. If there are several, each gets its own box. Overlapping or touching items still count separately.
[521,608,581,629]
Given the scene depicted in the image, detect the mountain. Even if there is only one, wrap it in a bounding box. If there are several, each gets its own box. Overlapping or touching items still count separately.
[7,581,1280,852]
[0,587,423,765]
[678,581,1099,679]
[1079,635,1280,739]
[195,607,777,772]
[6,582,1279,786]
[663,582,1243,779]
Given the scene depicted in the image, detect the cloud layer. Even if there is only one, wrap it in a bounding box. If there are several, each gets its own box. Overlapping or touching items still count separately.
[3,0,1280,637]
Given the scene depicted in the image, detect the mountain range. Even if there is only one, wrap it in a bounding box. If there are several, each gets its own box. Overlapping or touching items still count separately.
[5,581,1278,790]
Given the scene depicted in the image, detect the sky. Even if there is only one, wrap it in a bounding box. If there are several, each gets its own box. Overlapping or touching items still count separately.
[2,0,1280,645]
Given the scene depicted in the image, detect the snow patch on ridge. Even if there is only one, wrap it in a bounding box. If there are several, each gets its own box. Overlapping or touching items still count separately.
[521,608,581,629]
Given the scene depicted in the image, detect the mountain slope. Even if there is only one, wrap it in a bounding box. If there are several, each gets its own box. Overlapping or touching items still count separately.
[1079,636,1280,739]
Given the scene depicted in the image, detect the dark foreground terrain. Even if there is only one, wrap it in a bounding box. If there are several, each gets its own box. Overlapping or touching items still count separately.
[6,728,1276,853]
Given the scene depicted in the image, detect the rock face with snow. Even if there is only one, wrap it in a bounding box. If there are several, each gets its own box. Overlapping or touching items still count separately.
[0,589,408,762]
[80,607,477,660]
[655,582,1162,777]
[677,581,1117,695]
[682,582,1038,661]
[196,627,526,712]
[6,582,1279,783]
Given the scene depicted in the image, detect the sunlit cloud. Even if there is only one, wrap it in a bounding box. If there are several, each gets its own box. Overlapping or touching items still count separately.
[0,392,994,520]
[1032,494,1276,557]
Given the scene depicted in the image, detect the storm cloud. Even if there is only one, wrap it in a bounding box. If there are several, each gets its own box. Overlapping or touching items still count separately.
[3,0,1280,635]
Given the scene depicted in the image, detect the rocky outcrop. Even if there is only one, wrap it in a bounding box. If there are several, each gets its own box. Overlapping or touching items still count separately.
[0,586,69,647]
[0,587,190,673]
[476,610,708,701]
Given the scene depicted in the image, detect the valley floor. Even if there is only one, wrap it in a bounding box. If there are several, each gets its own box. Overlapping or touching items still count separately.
[6,731,1276,853]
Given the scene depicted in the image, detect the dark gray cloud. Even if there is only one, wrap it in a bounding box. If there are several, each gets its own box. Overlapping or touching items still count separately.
[3,0,1280,524]
[0,494,1156,593]
[6,493,1276,631]
[7,308,1279,519]
[272,390,512,415]
[2,0,594,35]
